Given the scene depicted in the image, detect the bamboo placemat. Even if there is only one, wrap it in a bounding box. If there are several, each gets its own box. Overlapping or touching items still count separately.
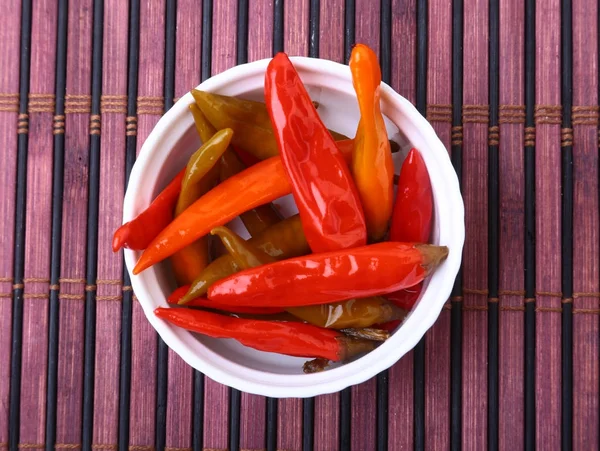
[0,0,599,450]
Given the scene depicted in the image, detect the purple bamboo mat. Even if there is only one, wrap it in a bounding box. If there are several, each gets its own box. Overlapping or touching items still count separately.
[1,0,599,450]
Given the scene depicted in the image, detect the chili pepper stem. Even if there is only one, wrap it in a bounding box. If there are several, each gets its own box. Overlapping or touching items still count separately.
[303,358,330,374]
[417,243,449,274]
[340,328,390,342]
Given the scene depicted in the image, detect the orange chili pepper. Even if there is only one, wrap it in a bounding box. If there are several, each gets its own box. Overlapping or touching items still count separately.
[133,140,359,274]
[349,43,395,241]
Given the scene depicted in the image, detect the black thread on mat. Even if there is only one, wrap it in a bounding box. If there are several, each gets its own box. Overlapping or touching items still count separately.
[523,0,536,448]
[273,0,284,54]
[192,3,213,448]
[154,2,177,451]
[236,0,248,65]
[118,0,140,448]
[8,1,32,448]
[82,0,104,448]
[487,0,500,448]
[339,388,351,451]
[304,2,320,448]
[339,3,355,450]
[450,0,464,449]
[201,0,213,82]
[343,0,355,63]
[266,397,278,451]
[413,0,427,450]
[377,5,391,446]
[46,0,68,449]
[308,0,319,58]
[229,389,241,451]
[302,397,315,451]
[560,0,573,449]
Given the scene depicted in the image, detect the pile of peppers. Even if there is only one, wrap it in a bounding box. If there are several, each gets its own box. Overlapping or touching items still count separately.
[113,44,447,372]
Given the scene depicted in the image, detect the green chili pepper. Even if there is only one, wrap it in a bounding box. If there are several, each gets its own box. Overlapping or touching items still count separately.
[191,90,349,161]
[179,214,310,303]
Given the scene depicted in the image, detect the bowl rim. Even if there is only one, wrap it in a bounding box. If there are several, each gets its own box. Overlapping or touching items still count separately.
[123,56,465,398]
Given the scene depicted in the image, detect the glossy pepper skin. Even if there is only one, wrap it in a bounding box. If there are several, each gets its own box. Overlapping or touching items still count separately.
[390,148,433,243]
[210,225,405,329]
[192,90,350,161]
[385,148,433,316]
[154,307,377,361]
[265,52,367,253]
[208,242,449,307]
[219,150,281,237]
[170,129,233,285]
[287,298,406,330]
[112,168,185,252]
[180,214,310,303]
[132,135,364,274]
[349,43,395,241]
[167,285,284,314]
[192,89,279,160]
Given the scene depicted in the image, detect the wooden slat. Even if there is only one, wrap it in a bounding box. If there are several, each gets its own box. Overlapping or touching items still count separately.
[422,0,452,448]
[535,0,562,448]
[91,0,129,444]
[461,0,489,447]
[498,0,525,449]
[162,0,202,448]
[19,0,57,445]
[277,399,302,450]
[129,0,165,447]
[0,0,21,444]
[55,0,93,445]
[248,0,273,62]
[572,0,600,448]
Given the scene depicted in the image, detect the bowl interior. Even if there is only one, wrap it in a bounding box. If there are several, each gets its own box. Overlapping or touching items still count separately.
[124,57,463,396]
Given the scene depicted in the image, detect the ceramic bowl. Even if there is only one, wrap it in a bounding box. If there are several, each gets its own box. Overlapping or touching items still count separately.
[123,57,464,398]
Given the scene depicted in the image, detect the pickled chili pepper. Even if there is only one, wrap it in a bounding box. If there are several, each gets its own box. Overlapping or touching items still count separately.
[191,101,281,236]
[154,307,378,361]
[386,148,433,312]
[210,226,277,267]
[210,225,406,329]
[133,156,291,274]
[287,298,406,330]
[192,89,350,161]
[167,285,284,315]
[265,52,367,253]
[170,129,233,284]
[390,148,433,243]
[349,43,395,241]
[219,150,281,237]
[192,89,279,160]
[112,168,185,252]
[180,215,309,303]
[133,130,368,274]
[208,242,449,307]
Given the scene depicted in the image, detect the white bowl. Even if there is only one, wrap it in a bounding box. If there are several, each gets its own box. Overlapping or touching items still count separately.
[123,57,464,398]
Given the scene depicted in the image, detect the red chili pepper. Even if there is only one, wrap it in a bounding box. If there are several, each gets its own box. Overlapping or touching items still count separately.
[154,307,377,361]
[112,168,185,252]
[387,148,433,311]
[167,285,285,315]
[265,52,367,253]
[208,242,448,308]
